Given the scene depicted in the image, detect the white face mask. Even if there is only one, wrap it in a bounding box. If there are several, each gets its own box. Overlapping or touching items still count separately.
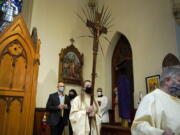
[58,87,64,92]
[97,91,102,96]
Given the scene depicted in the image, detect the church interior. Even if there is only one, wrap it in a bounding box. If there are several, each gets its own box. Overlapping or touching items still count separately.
[0,0,180,135]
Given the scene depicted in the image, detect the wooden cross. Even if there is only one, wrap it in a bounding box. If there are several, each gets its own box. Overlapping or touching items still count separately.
[86,11,107,104]
[86,10,108,135]
[70,38,75,45]
[87,12,107,41]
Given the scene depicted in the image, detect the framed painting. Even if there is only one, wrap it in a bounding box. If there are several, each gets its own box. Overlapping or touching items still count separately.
[58,43,83,85]
[145,75,160,93]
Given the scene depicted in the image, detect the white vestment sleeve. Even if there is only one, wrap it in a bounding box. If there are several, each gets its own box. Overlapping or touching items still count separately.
[70,97,90,135]
[131,94,164,135]
[70,96,102,135]
[100,97,108,115]
[94,103,102,135]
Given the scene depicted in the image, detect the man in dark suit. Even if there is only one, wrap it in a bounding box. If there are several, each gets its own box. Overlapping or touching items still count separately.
[46,81,70,135]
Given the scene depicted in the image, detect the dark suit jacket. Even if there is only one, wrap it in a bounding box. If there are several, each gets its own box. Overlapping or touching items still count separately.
[46,92,70,126]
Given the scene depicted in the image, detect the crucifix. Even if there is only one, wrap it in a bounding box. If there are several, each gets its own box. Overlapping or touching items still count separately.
[70,38,75,45]
[78,1,112,134]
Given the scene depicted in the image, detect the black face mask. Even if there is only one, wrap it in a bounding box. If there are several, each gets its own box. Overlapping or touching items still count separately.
[85,87,92,94]
[169,83,180,97]
[69,94,76,100]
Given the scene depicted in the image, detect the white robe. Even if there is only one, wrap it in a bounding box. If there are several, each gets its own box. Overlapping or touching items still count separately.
[70,94,101,135]
[96,96,109,123]
[131,89,180,135]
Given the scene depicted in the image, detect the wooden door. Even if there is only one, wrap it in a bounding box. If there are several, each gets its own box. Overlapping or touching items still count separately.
[111,34,134,122]
[0,15,40,135]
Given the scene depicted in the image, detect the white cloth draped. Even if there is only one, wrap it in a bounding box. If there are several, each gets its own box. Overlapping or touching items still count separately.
[70,94,101,135]
[131,89,180,135]
[96,96,109,123]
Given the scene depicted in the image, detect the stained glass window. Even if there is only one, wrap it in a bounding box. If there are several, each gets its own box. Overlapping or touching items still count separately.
[0,0,3,5]
[0,0,23,13]
[0,0,23,32]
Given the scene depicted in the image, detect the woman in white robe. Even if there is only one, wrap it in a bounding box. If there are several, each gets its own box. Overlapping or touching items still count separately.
[69,80,101,135]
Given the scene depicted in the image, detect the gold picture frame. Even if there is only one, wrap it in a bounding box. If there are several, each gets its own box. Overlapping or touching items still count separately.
[58,44,83,85]
[145,75,160,93]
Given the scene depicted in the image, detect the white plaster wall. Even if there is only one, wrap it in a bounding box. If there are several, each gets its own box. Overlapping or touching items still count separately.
[103,0,178,108]
[22,0,33,29]
[30,0,178,108]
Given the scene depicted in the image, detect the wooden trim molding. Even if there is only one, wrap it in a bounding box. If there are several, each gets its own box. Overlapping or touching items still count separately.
[35,107,46,112]
[0,95,23,112]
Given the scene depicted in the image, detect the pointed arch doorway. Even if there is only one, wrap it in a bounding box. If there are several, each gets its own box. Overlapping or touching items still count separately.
[111,34,134,124]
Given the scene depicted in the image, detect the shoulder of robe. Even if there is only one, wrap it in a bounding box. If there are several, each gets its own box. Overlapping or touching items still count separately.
[140,91,157,106]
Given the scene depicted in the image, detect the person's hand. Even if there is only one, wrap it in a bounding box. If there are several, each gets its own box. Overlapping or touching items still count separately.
[86,106,94,114]
[163,130,175,135]
[98,101,101,106]
[57,104,64,109]
[63,104,68,109]
[89,112,95,118]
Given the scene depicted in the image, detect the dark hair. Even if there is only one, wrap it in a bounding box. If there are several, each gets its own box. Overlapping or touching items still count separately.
[83,80,91,86]
[97,88,102,92]
[58,81,64,83]
[69,89,77,96]
[83,80,91,83]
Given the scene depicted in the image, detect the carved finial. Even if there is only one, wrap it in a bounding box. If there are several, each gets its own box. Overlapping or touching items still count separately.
[31,27,38,49]
[70,38,75,45]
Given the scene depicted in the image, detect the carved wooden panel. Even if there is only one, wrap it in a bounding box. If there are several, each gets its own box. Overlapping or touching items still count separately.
[0,54,13,89]
[0,96,23,112]
[0,40,27,91]
[0,99,7,135]
[5,99,23,135]
[0,15,40,135]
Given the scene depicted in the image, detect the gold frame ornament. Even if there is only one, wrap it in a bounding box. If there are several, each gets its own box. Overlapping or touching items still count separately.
[145,75,160,93]
[58,39,83,85]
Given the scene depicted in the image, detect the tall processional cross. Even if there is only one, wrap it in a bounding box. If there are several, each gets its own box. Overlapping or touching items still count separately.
[86,11,107,104]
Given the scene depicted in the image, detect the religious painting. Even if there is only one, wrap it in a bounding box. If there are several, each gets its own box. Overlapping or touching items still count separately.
[145,75,160,93]
[59,42,83,85]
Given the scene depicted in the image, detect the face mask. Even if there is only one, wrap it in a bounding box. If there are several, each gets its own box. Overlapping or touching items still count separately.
[85,87,92,94]
[69,94,76,100]
[58,87,64,92]
[169,83,180,97]
[97,92,102,97]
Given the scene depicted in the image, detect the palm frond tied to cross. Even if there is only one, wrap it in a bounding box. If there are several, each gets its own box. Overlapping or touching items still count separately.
[78,0,112,100]
[78,0,113,134]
